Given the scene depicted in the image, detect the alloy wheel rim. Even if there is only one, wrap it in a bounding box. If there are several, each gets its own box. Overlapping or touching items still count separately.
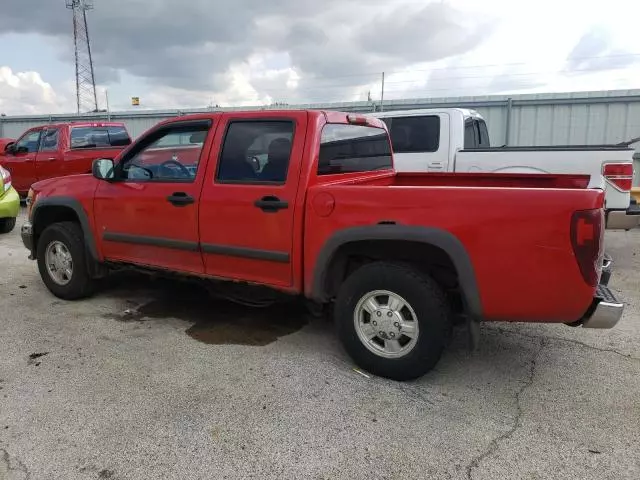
[45,240,73,286]
[353,290,419,359]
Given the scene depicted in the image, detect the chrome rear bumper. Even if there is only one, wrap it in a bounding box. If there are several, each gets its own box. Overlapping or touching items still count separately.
[581,285,624,329]
[606,205,640,230]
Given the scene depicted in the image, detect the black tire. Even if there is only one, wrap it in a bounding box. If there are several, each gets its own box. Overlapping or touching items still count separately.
[0,217,16,234]
[37,221,95,300]
[335,262,451,381]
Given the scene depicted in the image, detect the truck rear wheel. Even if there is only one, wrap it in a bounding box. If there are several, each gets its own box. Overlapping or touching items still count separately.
[334,262,451,381]
[37,221,95,300]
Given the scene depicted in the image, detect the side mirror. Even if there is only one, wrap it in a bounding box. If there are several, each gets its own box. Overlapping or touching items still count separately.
[4,143,15,155]
[92,158,115,180]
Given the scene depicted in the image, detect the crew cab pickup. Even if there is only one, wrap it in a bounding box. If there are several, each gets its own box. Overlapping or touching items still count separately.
[20,110,623,381]
[0,122,131,196]
[372,109,638,230]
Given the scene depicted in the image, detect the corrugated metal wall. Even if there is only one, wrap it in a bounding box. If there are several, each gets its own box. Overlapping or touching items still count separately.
[2,89,640,182]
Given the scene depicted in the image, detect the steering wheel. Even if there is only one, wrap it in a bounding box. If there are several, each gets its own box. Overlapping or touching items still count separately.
[159,159,191,177]
[125,163,154,179]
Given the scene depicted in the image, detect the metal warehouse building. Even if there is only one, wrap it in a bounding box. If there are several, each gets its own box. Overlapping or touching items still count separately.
[2,88,640,182]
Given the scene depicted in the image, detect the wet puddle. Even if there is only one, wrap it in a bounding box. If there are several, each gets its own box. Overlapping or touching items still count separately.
[102,276,310,346]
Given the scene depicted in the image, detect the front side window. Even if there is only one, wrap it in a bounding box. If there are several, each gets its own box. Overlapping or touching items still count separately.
[381,115,440,153]
[318,124,392,175]
[40,129,59,151]
[15,130,42,153]
[70,126,131,149]
[115,123,210,182]
[216,121,294,184]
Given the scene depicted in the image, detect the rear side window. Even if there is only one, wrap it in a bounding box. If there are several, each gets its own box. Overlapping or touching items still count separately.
[70,125,131,149]
[318,124,392,175]
[477,120,490,147]
[464,120,477,148]
[464,119,490,149]
[380,115,440,153]
[216,121,294,184]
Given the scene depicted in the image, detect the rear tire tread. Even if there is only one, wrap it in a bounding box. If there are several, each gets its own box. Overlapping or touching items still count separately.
[335,261,451,381]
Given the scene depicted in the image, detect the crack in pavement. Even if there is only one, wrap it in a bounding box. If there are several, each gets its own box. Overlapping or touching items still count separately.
[489,326,640,362]
[465,338,546,480]
[1,448,30,480]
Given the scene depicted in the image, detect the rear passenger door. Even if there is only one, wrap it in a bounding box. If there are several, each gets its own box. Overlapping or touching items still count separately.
[381,114,449,172]
[199,112,308,288]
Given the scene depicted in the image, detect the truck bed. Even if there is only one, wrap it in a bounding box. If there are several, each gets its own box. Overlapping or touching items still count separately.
[305,173,604,323]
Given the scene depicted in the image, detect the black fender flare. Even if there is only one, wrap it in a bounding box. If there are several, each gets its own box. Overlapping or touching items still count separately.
[311,225,482,317]
[32,196,99,263]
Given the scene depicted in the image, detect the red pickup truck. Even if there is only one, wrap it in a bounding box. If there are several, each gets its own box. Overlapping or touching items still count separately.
[0,121,131,196]
[19,110,623,380]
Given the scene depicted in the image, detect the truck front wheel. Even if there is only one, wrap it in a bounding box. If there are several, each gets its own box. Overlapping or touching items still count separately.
[37,221,95,300]
[0,217,16,234]
[335,262,451,381]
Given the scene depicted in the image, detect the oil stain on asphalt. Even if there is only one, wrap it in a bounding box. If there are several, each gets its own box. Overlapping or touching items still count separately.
[101,275,310,346]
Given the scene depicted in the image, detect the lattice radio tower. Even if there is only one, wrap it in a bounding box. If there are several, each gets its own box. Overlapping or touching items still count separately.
[66,0,98,113]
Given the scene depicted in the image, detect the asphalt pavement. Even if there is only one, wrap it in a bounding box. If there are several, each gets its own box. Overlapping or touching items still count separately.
[1,208,639,480]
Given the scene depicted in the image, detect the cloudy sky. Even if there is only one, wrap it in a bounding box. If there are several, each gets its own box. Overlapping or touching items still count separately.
[0,0,639,115]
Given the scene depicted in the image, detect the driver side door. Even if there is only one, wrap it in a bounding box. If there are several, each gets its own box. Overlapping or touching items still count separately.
[93,119,215,274]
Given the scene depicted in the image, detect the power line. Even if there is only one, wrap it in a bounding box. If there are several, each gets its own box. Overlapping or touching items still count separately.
[242,63,640,97]
[271,52,640,84]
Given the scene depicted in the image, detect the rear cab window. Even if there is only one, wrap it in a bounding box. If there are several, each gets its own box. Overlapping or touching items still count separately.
[70,125,131,149]
[380,115,440,153]
[318,124,392,175]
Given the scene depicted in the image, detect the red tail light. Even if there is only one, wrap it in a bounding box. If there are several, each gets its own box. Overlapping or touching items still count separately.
[571,209,604,287]
[603,163,633,192]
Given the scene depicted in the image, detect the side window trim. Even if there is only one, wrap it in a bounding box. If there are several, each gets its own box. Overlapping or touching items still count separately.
[214,118,295,186]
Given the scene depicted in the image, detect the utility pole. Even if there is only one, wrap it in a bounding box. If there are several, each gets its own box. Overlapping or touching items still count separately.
[105,88,111,121]
[380,72,385,112]
[66,0,98,114]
